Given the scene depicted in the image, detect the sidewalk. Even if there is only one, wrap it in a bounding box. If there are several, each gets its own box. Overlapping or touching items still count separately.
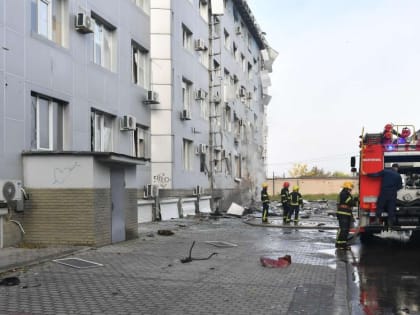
[0,217,351,315]
[0,245,85,275]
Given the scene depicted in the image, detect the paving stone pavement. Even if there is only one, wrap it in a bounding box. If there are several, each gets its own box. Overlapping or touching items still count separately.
[0,217,351,315]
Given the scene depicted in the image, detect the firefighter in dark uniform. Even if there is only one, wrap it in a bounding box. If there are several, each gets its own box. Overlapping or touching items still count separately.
[261,183,270,223]
[336,181,354,250]
[288,185,303,225]
[280,182,291,224]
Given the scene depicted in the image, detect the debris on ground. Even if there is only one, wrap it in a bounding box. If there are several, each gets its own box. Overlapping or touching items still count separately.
[181,241,218,263]
[53,258,103,269]
[157,230,174,236]
[0,276,20,286]
[226,202,245,217]
[260,255,292,268]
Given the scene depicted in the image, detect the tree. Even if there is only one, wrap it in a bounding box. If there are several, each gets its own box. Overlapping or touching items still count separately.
[288,163,309,177]
[288,163,349,177]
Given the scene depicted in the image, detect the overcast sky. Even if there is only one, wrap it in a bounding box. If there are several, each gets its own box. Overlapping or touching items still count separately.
[246,0,420,177]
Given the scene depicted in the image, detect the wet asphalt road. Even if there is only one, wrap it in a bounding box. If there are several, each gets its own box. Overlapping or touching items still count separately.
[272,201,420,315]
[348,231,420,315]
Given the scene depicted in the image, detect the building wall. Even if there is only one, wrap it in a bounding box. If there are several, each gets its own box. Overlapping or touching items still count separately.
[0,0,150,245]
[0,0,151,184]
[22,188,109,246]
[150,0,274,211]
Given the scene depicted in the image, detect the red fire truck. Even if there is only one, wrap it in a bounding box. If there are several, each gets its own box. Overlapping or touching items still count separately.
[351,124,420,243]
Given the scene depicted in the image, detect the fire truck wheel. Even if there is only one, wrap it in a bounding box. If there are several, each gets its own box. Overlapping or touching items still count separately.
[360,232,374,245]
[409,230,420,242]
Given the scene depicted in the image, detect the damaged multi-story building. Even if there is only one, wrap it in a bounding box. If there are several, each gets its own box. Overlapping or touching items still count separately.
[0,0,276,248]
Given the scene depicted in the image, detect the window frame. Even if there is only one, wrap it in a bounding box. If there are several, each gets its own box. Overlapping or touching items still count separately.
[199,0,208,22]
[182,24,193,51]
[182,78,192,112]
[183,139,193,171]
[33,0,68,47]
[132,125,150,159]
[92,15,115,71]
[32,93,65,151]
[132,42,150,88]
[36,96,53,150]
[91,110,114,152]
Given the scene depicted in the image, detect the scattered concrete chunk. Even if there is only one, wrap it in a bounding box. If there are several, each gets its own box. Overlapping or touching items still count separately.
[227,202,245,216]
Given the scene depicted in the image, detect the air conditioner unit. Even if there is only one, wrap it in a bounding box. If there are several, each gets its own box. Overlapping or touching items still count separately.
[120,115,136,131]
[195,89,206,100]
[0,180,22,202]
[180,109,192,120]
[143,90,160,104]
[144,184,155,199]
[75,12,93,34]
[235,26,242,35]
[194,39,207,51]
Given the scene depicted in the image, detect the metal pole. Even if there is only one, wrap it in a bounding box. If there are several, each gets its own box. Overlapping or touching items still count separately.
[272,171,275,196]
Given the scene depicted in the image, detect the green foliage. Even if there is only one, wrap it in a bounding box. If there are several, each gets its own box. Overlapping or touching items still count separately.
[288,163,350,177]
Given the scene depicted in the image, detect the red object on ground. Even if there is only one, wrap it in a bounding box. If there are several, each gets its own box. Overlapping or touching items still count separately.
[260,255,291,268]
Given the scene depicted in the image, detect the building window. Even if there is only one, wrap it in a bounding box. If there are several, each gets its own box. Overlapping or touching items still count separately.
[182,24,193,51]
[133,126,150,159]
[200,97,209,120]
[32,0,68,47]
[91,110,114,152]
[224,29,230,51]
[131,0,149,14]
[199,0,208,22]
[199,49,209,68]
[224,105,231,132]
[31,93,65,151]
[226,153,232,175]
[182,78,192,112]
[92,15,115,71]
[132,42,150,88]
[183,139,193,171]
[241,54,246,72]
[232,42,238,60]
[235,155,242,178]
[223,69,230,102]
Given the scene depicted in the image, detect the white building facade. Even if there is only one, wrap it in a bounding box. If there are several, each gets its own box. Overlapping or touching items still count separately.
[150,0,276,213]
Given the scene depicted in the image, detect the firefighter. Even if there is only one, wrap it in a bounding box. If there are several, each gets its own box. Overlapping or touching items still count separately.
[280,182,291,224]
[336,181,354,250]
[365,163,402,226]
[288,185,303,225]
[261,183,270,223]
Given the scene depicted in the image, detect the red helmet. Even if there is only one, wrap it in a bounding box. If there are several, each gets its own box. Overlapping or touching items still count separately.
[283,182,290,188]
[384,123,393,131]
